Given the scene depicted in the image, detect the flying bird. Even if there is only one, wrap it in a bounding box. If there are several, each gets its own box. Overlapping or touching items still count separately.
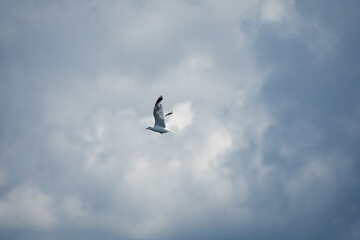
[146,95,173,134]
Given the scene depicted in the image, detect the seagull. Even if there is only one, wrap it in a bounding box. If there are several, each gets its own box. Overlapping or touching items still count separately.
[146,95,173,134]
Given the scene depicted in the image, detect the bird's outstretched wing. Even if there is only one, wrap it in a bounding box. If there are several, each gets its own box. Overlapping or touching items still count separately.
[165,111,173,125]
[153,96,166,127]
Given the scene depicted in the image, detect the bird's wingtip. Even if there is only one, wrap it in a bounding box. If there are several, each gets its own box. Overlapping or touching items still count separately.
[155,95,163,106]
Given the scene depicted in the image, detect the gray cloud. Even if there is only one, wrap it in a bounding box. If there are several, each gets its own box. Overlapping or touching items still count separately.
[1,0,359,239]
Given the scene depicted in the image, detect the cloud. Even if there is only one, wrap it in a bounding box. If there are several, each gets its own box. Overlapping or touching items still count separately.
[0,185,57,230]
[0,0,359,240]
[167,101,193,131]
[261,0,291,23]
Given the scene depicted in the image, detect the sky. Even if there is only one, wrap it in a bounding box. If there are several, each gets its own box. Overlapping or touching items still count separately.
[0,0,360,239]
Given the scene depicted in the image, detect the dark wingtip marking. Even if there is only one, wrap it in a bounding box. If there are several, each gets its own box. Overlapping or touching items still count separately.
[155,95,163,106]
[165,111,173,116]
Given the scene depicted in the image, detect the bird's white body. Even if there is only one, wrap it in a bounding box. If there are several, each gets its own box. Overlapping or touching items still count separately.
[146,96,173,134]
[146,126,171,134]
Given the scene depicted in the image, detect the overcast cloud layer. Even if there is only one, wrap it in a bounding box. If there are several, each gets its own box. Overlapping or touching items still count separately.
[1,0,360,239]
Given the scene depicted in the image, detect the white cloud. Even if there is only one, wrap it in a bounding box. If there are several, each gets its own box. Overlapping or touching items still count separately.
[167,101,193,131]
[261,0,292,23]
[0,185,57,230]
[0,0,272,236]
[62,196,86,217]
